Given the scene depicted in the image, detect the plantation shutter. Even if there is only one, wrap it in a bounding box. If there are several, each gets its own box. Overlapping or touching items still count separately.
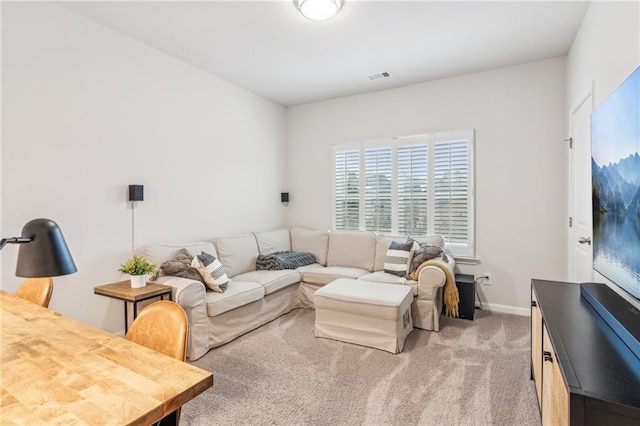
[334,149,360,230]
[397,144,429,235]
[433,139,469,244]
[332,130,474,258]
[364,147,392,232]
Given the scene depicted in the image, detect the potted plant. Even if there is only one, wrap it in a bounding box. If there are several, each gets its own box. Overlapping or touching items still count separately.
[118,255,156,288]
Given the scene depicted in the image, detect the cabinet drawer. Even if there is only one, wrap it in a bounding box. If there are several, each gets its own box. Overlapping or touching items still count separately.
[542,324,569,425]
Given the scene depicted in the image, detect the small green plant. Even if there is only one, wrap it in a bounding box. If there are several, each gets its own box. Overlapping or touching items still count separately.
[118,255,156,276]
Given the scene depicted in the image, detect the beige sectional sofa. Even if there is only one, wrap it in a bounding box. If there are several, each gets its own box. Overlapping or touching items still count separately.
[143,228,455,360]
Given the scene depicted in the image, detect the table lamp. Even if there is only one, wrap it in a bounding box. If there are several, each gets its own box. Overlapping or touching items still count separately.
[0,218,77,277]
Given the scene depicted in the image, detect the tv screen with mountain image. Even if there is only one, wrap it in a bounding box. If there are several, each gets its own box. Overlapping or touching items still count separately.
[591,65,640,300]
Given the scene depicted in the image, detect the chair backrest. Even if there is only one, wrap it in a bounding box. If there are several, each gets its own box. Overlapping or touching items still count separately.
[125,300,188,361]
[15,278,54,308]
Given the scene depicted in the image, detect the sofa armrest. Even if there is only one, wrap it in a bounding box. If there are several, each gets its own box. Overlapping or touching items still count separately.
[153,276,210,360]
[416,255,456,300]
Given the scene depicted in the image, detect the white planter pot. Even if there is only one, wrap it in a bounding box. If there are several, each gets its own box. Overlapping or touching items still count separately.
[130,274,147,288]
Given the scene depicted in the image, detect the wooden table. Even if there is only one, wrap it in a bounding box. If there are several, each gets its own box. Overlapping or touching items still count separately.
[0,292,213,425]
[94,281,173,333]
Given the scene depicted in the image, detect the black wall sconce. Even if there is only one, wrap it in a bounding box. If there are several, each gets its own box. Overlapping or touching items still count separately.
[129,185,144,202]
[281,192,289,206]
[128,185,144,254]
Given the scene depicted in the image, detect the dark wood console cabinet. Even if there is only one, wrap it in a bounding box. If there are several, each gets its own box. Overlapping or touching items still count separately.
[531,279,640,425]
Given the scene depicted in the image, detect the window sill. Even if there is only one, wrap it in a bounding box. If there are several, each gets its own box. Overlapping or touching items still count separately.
[453,256,480,265]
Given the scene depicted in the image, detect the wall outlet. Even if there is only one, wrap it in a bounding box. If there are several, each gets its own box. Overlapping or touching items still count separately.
[481,273,492,285]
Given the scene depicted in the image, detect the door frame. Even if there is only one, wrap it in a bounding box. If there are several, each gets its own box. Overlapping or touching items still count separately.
[567,83,595,282]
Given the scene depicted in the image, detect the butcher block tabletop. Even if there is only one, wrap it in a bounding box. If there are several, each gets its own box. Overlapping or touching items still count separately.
[0,291,213,425]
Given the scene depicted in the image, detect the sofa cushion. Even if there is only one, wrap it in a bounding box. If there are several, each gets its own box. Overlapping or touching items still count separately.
[291,228,329,266]
[300,265,370,286]
[233,270,301,295]
[326,230,376,271]
[254,229,291,255]
[373,235,407,272]
[384,240,418,277]
[205,280,264,317]
[142,242,217,267]
[295,263,324,273]
[359,271,418,296]
[215,234,259,278]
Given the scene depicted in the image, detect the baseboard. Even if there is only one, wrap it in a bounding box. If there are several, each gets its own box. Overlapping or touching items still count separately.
[479,303,530,317]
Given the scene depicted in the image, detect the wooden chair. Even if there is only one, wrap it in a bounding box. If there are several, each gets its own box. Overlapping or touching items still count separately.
[15,278,54,308]
[125,300,189,425]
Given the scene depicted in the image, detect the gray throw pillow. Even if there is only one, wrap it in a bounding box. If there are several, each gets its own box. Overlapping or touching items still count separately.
[158,248,202,282]
[384,240,418,277]
[408,241,449,276]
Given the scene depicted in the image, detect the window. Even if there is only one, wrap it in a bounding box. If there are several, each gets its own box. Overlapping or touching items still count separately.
[364,146,392,233]
[334,149,360,231]
[333,130,475,258]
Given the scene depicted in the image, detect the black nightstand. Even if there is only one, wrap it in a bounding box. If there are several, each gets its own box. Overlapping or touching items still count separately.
[455,273,476,320]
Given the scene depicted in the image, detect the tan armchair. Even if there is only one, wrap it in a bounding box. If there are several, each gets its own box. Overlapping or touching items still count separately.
[125,300,190,425]
[125,300,189,361]
[15,278,54,308]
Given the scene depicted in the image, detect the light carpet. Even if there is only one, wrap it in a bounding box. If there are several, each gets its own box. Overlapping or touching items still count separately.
[182,308,541,426]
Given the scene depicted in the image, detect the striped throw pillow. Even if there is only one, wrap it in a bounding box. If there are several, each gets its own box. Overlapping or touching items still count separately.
[384,240,418,277]
[191,251,229,293]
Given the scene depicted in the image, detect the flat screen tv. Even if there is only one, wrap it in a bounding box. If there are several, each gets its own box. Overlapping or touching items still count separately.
[591,65,640,300]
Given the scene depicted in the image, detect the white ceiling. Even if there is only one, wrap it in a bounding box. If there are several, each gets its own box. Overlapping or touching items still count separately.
[58,1,590,106]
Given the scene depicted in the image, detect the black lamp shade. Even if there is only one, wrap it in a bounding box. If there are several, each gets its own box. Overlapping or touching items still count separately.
[15,219,77,278]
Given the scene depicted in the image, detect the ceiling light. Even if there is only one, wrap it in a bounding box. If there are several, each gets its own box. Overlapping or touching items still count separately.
[297,0,343,21]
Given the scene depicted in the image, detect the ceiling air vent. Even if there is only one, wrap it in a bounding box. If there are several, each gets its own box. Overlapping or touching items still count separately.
[366,71,391,81]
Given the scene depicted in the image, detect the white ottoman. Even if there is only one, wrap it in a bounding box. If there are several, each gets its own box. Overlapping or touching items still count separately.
[314,278,413,354]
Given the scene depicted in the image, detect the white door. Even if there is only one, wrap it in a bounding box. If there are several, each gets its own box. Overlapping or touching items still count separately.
[568,91,594,283]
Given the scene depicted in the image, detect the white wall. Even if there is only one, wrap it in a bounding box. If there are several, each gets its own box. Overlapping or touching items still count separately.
[567,1,640,308]
[5,1,633,326]
[1,2,287,332]
[286,58,568,314]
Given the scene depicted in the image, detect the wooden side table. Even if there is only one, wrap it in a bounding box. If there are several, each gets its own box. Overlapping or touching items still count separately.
[94,281,173,333]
